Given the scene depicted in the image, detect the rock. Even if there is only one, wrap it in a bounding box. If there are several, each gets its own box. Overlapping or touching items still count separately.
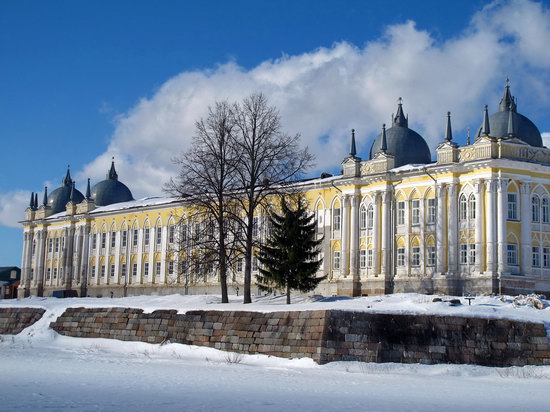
[448,299,462,306]
[432,298,443,302]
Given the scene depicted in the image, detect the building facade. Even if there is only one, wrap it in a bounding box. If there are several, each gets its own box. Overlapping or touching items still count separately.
[19,83,550,298]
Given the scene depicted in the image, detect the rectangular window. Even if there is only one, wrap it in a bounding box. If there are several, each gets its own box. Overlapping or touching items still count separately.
[532,198,540,223]
[252,217,259,238]
[507,193,518,220]
[133,229,139,247]
[360,208,367,230]
[460,244,468,265]
[132,263,138,277]
[507,244,518,266]
[427,246,436,266]
[397,248,405,267]
[252,256,258,272]
[55,238,60,253]
[367,206,374,229]
[333,208,341,232]
[168,261,174,274]
[469,244,476,265]
[92,235,97,250]
[121,264,126,277]
[49,239,53,253]
[427,199,436,224]
[411,247,420,266]
[122,231,128,247]
[156,227,162,244]
[53,268,57,279]
[181,225,187,243]
[144,228,150,246]
[411,200,420,225]
[397,202,405,225]
[169,226,175,244]
[62,237,65,251]
[544,247,550,268]
[155,262,161,276]
[367,249,373,268]
[333,251,341,270]
[111,232,116,248]
[543,200,550,223]
[101,233,106,249]
[100,265,105,277]
[110,264,115,277]
[360,250,366,268]
[91,266,96,277]
[47,268,51,280]
[533,246,541,267]
[144,263,149,277]
[236,258,243,273]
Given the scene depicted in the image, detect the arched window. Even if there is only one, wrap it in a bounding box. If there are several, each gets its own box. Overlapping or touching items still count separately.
[459,194,467,221]
[332,206,341,232]
[532,196,540,222]
[543,198,549,223]
[360,205,367,230]
[367,204,374,229]
[468,194,476,220]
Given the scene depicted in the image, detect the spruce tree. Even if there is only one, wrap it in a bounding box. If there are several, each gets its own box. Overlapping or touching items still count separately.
[257,196,325,304]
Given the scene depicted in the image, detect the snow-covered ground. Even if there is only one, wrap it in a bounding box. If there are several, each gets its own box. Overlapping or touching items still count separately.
[1,293,550,411]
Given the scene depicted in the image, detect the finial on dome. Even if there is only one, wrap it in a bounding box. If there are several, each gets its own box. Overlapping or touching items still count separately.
[466,127,471,145]
[85,178,91,200]
[349,129,357,157]
[445,111,453,142]
[393,97,408,127]
[63,165,72,187]
[69,181,76,203]
[43,186,48,206]
[482,105,491,136]
[380,124,388,153]
[499,78,516,112]
[108,157,118,180]
[507,103,515,137]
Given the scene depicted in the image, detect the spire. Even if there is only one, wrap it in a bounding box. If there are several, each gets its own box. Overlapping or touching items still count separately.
[34,193,38,210]
[499,78,516,112]
[63,165,72,187]
[108,157,118,180]
[29,192,35,209]
[42,186,48,207]
[507,103,515,137]
[445,111,453,142]
[85,178,91,200]
[393,97,408,127]
[482,105,491,136]
[69,181,76,203]
[466,128,471,145]
[380,124,388,153]
[349,129,357,157]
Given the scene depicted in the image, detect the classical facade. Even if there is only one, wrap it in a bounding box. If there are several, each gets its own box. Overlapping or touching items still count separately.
[19,83,550,298]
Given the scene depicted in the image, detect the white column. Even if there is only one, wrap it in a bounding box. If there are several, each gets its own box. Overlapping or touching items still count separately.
[160,226,168,284]
[496,178,509,274]
[349,194,359,280]
[73,226,82,286]
[436,184,446,274]
[341,195,350,277]
[380,190,390,277]
[474,180,485,273]
[520,181,531,276]
[94,233,101,286]
[136,228,144,285]
[447,183,458,274]
[372,192,380,276]
[80,225,91,297]
[486,180,497,274]
[36,229,47,296]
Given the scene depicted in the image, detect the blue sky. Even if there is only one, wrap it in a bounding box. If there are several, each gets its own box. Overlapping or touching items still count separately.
[1,0,550,265]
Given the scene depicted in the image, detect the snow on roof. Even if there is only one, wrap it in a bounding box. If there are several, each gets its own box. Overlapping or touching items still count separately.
[90,197,180,214]
[390,164,430,173]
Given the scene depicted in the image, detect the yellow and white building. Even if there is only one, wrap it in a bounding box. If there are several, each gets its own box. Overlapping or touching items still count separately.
[19,83,550,297]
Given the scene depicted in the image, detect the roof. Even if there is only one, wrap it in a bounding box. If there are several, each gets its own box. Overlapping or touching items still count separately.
[0,267,21,282]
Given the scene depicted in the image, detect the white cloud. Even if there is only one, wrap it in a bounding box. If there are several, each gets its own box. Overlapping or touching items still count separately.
[5,0,550,229]
[0,191,31,228]
[542,132,550,148]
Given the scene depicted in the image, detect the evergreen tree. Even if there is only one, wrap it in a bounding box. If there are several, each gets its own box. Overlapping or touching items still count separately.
[257,196,325,304]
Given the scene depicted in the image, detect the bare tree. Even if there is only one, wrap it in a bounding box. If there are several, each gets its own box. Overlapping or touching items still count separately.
[166,101,241,303]
[230,93,314,303]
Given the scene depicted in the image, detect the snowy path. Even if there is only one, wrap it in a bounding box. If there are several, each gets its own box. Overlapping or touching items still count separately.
[1,340,549,412]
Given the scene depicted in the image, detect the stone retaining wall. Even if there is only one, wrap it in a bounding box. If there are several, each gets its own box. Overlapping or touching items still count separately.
[49,307,550,366]
[0,308,45,334]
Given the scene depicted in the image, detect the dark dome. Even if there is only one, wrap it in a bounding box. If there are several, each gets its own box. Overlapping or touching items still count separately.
[477,82,543,147]
[369,101,432,167]
[47,169,84,214]
[90,160,133,206]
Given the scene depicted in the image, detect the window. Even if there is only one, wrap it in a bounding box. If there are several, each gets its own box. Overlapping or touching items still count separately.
[101,233,106,249]
[543,198,550,223]
[132,263,138,277]
[132,229,139,247]
[427,246,436,266]
[397,202,405,225]
[411,200,420,225]
[110,264,115,277]
[91,266,96,277]
[144,228,150,246]
[111,232,116,248]
[460,244,468,264]
[236,258,243,273]
[53,268,57,279]
[92,234,97,250]
[333,251,341,270]
[156,227,162,244]
[181,225,187,243]
[144,263,149,277]
[333,208,341,231]
[55,238,60,253]
[32,240,36,256]
[459,195,467,221]
[30,269,34,280]
[411,247,420,266]
[252,256,258,272]
[397,248,405,266]
[532,197,540,222]
[532,247,541,267]
[367,205,374,229]
[507,244,518,266]
[367,250,373,268]
[168,225,175,244]
[469,244,476,264]
[100,265,105,277]
[47,268,51,280]
[48,239,53,253]
[155,262,161,276]
[544,247,550,268]
[468,195,476,220]
[507,193,518,220]
[168,261,174,274]
[360,206,367,230]
[427,199,436,224]
[360,250,366,268]
[121,264,127,278]
[252,217,259,238]
[122,230,128,247]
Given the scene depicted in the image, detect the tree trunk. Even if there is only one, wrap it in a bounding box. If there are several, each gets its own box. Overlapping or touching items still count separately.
[286,283,291,305]
[243,210,254,304]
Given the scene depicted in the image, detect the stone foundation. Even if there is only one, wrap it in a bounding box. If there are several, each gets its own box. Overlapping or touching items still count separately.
[0,308,45,334]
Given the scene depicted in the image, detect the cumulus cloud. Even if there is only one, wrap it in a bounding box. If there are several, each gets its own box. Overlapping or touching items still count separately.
[6,0,550,230]
[0,191,31,228]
